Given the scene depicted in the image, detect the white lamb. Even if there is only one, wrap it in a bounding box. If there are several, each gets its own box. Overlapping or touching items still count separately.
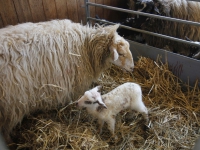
[76,82,148,135]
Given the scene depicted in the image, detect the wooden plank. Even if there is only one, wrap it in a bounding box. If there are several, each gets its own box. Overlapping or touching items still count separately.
[89,0,96,18]
[76,0,86,24]
[13,0,33,23]
[29,0,46,22]
[43,0,57,21]
[0,14,4,28]
[108,0,127,22]
[95,0,104,19]
[66,0,79,22]
[0,1,4,28]
[13,0,25,23]
[0,0,18,26]
[103,0,111,20]
[55,0,68,19]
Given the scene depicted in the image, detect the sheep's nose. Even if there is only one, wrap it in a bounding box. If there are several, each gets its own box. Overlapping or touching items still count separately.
[75,102,78,106]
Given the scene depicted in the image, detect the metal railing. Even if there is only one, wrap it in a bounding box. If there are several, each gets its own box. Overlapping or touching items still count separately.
[84,0,200,47]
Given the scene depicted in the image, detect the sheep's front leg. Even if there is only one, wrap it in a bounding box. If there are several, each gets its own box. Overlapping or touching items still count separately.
[97,119,104,134]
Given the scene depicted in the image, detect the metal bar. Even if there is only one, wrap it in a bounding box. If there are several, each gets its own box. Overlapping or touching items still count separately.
[89,17,200,47]
[188,0,200,1]
[84,0,90,24]
[87,2,200,27]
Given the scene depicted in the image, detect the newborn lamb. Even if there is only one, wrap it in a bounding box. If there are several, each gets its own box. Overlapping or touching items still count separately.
[76,82,148,135]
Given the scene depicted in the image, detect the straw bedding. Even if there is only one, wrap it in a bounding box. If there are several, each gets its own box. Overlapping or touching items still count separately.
[9,56,200,150]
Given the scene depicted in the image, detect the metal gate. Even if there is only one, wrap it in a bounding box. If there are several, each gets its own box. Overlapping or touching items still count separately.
[84,0,200,87]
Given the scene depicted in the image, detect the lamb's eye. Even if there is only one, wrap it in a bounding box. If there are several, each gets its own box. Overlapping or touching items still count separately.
[84,101,92,104]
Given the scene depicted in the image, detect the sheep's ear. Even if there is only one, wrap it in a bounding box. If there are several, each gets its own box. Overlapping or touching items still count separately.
[105,24,119,36]
[110,47,119,61]
[154,6,160,14]
[111,24,120,32]
[185,36,192,41]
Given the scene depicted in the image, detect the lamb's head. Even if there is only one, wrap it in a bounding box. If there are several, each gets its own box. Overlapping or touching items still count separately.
[76,86,107,110]
[106,24,134,72]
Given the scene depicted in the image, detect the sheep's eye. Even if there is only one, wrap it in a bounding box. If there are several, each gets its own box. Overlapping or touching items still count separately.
[136,3,144,9]
[84,101,92,104]
[119,53,125,57]
[119,43,124,46]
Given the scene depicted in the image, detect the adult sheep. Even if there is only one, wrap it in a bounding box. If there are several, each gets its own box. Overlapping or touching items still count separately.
[0,19,134,143]
[128,0,200,57]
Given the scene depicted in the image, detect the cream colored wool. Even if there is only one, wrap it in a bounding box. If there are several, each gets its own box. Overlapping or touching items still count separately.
[0,19,133,141]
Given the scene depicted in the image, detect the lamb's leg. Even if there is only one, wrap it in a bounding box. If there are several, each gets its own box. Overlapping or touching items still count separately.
[106,117,116,136]
[97,119,104,134]
[134,105,149,123]
[107,117,119,140]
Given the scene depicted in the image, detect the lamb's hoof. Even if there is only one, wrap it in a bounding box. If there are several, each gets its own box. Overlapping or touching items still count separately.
[114,135,118,140]
[97,129,102,135]
[110,135,118,141]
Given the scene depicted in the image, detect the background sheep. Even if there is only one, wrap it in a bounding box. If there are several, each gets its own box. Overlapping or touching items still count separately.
[185,37,200,59]
[95,15,146,44]
[127,0,200,57]
[76,82,148,136]
[0,19,134,142]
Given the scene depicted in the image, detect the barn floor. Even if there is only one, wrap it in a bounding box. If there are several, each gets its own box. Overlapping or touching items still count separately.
[10,57,200,150]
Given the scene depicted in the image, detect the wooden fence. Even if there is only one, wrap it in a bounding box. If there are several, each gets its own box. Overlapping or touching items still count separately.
[0,0,128,28]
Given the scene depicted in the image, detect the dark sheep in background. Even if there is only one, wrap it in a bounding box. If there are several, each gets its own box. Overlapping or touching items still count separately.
[128,0,200,57]
[95,15,146,44]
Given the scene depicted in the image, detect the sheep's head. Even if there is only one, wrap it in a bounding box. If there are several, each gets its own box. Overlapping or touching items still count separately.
[76,86,107,110]
[135,0,156,13]
[132,0,160,28]
[105,24,134,72]
[110,33,134,72]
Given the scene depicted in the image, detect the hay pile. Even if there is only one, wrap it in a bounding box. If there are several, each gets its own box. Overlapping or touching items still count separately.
[10,57,200,150]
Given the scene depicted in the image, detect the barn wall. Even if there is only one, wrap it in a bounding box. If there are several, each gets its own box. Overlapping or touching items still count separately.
[0,0,128,28]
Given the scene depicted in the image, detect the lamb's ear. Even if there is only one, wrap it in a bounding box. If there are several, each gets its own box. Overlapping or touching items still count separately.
[93,86,102,92]
[96,85,102,92]
[97,99,107,109]
[77,94,87,104]
[110,47,119,61]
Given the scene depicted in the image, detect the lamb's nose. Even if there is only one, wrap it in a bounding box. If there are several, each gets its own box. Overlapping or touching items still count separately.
[75,102,78,106]
[130,67,134,72]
